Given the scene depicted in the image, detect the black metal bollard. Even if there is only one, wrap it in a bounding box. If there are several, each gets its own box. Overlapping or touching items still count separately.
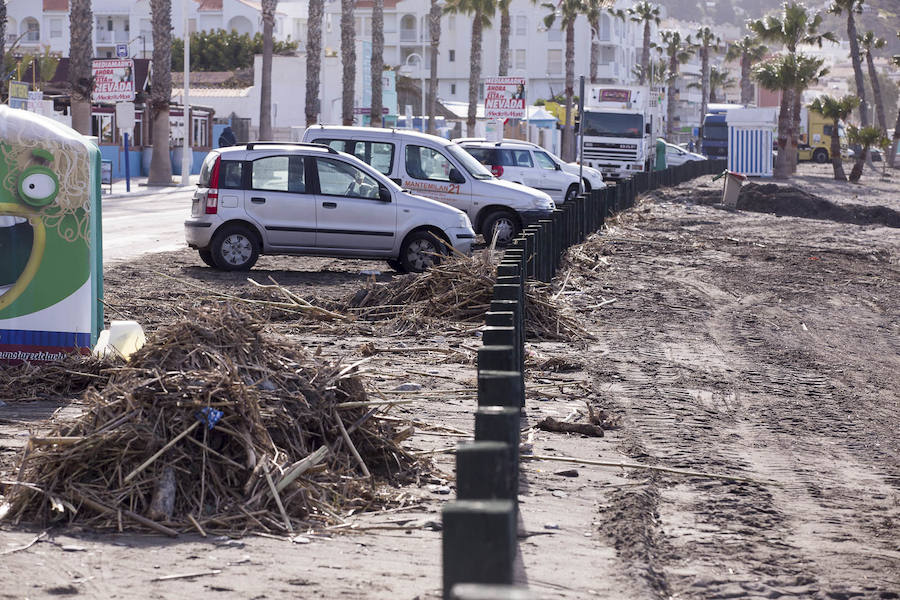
[477,369,524,409]
[537,219,554,282]
[484,311,515,329]
[442,500,517,600]
[455,441,513,503]
[474,406,520,502]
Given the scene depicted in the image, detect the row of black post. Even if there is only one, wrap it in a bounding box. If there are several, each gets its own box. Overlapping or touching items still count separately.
[440,159,727,599]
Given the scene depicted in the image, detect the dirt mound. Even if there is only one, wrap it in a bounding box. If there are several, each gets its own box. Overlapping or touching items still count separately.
[1,306,422,535]
[670,182,900,228]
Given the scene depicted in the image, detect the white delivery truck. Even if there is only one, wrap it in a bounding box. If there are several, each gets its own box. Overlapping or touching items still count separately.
[580,85,666,180]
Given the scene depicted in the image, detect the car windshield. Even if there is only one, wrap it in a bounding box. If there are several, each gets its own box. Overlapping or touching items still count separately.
[447,143,494,179]
[704,124,728,141]
[582,111,644,138]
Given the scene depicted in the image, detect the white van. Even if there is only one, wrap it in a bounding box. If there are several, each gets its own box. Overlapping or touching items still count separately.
[301,126,555,244]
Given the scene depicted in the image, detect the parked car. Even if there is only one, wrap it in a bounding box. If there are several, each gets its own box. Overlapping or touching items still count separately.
[454,139,582,205]
[454,138,608,194]
[301,126,555,244]
[184,142,476,273]
[664,142,706,167]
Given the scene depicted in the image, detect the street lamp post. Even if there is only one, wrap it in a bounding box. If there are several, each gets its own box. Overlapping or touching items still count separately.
[404,52,425,132]
[181,0,191,186]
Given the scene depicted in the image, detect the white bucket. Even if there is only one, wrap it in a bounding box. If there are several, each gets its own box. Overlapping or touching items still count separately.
[93,320,146,360]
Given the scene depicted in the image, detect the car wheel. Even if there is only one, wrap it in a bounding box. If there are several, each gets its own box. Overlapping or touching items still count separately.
[198,249,217,268]
[564,184,579,203]
[482,210,520,246]
[386,258,407,273]
[400,231,445,273]
[210,225,260,271]
[812,148,829,164]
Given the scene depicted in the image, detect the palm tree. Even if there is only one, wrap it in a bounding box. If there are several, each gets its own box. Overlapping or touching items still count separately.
[68,0,94,135]
[753,53,798,179]
[445,0,496,136]
[890,35,900,168]
[148,0,173,185]
[828,0,868,126]
[809,94,859,180]
[627,1,660,85]
[259,0,277,140]
[696,26,720,141]
[340,0,356,126]
[370,0,384,127]
[305,0,324,126]
[789,54,827,172]
[0,1,6,99]
[749,2,834,174]
[725,35,768,106]
[427,0,442,133]
[858,31,887,133]
[659,30,694,138]
[543,0,589,161]
[689,66,737,103]
[846,125,886,181]
[498,0,511,76]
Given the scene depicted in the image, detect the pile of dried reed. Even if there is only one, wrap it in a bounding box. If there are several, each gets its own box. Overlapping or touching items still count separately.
[0,355,110,403]
[1,305,422,536]
[345,251,585,340]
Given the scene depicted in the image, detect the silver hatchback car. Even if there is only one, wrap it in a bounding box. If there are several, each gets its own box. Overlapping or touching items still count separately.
[184,142,475,273]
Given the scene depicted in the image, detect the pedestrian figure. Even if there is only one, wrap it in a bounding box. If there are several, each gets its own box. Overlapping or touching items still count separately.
[218,126,237,148]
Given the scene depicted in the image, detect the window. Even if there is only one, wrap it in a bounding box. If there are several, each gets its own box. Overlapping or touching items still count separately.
[516,15,527,36]
[509,149,533,168]
[823,125,834,137]
[91,114,114,144]
[448,49,455,62]
[405,145,453,181]
[400,14,417,42]
[547,49,562,73]
[107,19,113,31]
[534,151,557,170]
[192,116,208,148]
[312,139,395,175]
[220,161,244,189]
[450,83,456,95]
[251,155,305,193]
[515,49,526,71]
[448,15,455,32]
[465,148,494,165]
[601,46,615,65]
[316,158,381,199]
[50,19,63,39]
[24,19,40,42]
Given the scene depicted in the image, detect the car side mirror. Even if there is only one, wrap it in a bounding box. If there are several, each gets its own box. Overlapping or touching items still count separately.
[379,186,392,202]
[449,168,465,184]
[554,163,561,170]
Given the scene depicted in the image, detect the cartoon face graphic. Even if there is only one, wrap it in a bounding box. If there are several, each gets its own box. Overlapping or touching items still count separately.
[0,107,94,320]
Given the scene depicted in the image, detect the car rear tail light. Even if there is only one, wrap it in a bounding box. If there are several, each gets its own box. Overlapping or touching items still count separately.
[490,164,504,177]
[206,156,221,214]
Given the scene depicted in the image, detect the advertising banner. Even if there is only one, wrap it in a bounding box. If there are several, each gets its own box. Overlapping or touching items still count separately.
[92,59,136,103]
[8,81,29,110]
[0,106,104,364]
[484,76,527,120]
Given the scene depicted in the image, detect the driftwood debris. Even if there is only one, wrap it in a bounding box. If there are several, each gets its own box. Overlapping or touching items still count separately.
[537,416,604,437]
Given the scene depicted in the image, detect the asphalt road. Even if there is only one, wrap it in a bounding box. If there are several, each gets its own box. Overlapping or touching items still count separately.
[101,181,196,263]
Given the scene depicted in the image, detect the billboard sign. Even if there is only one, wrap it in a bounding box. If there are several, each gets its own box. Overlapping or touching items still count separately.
[484,76,527,120]
[8,81,29,110]
[92,59,136,103]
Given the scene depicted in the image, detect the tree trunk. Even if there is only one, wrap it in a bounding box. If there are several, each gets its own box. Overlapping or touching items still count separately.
[589,14,600,84]
[428,0,441,134]
[370,0,384,127]
[305,0,324,126]
[0,1,6,99]
[790,86,802,173]
[466,12,482,136]
[846,12,868,127]
[849,148,866,182]
[829,117,846,180]
[889,107,900,169]
[865,52,887,133]
[563,19,575,162]
[740,53,753,106]
[666,55,677,138]
[774,89,791,179]
[148,0,173,186]
[640,21,651,85]
[340,0,356,126]
[699,44,709,142]
[259,0,276,140]
[68,0,94,135]
[498,2,510,76]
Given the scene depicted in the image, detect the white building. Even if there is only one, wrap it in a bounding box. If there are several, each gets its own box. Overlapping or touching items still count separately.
[3,0,305,59]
